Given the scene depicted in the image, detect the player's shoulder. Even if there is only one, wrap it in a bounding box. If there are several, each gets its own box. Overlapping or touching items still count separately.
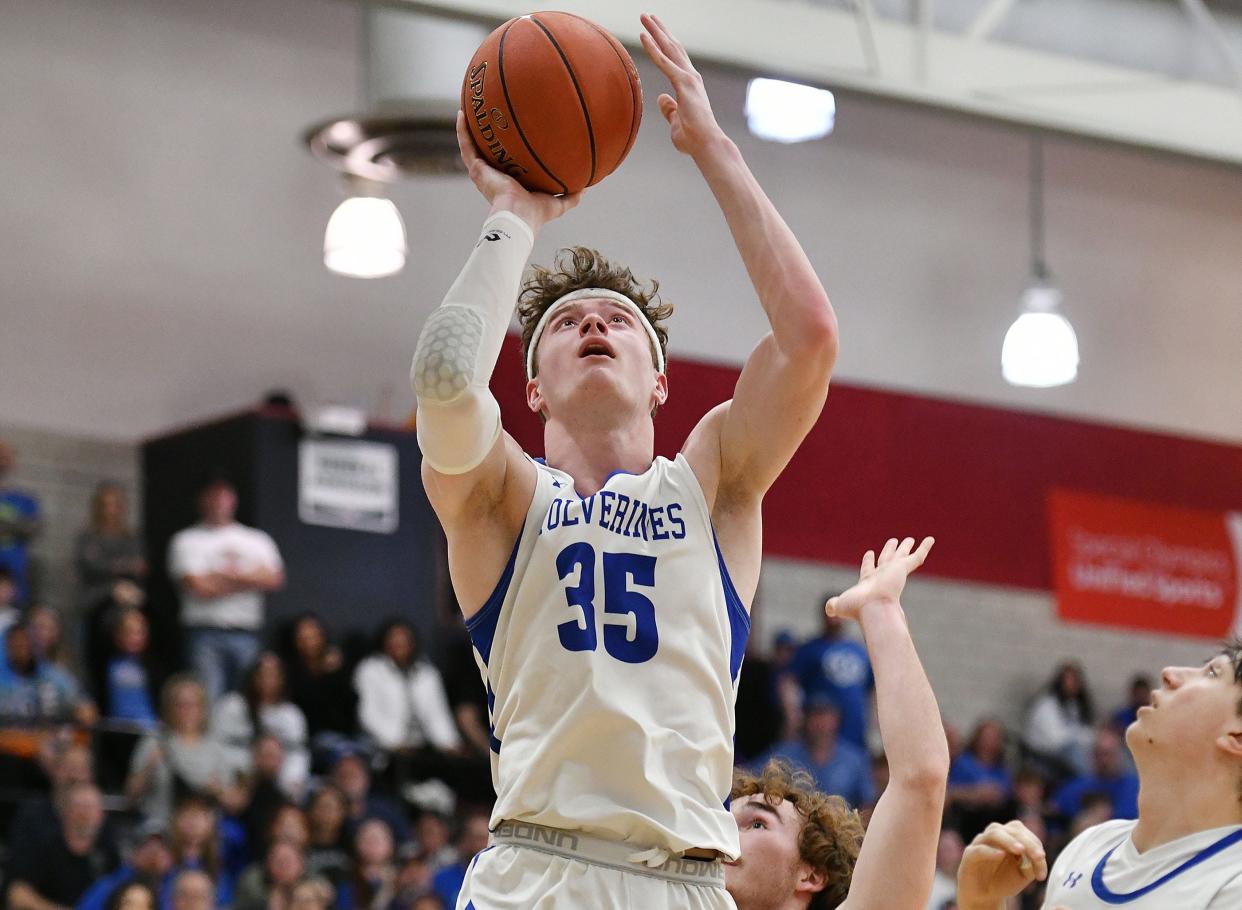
[1062,818,1138,855]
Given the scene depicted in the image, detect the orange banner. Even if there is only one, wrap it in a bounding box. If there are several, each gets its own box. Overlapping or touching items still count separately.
[1049,490,1242,638]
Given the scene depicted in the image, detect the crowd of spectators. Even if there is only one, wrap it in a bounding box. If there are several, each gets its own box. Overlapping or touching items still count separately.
[0,437,1153,910]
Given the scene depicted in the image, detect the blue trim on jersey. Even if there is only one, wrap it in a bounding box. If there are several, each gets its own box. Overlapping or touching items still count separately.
[1089,826,1242,904]
[486,681,502,754]
[711,528,751,682]
[465,535,521,667]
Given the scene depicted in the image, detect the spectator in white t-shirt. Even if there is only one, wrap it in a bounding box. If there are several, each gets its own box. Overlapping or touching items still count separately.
[168,476,284,702]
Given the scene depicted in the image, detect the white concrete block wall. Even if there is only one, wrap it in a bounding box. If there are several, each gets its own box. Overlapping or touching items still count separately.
[0,422,140,664]
[756,555,1215,739]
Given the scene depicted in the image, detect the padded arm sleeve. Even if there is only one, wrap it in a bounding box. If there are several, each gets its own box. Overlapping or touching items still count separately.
[411,211,534,475]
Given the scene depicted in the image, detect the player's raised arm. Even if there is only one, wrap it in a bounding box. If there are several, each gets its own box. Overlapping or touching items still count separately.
[413,114,580,519]
[830,538,951,910]
[639,13,838,501]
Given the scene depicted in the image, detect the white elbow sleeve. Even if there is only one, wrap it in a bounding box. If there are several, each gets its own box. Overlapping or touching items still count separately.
[412,211,534,475]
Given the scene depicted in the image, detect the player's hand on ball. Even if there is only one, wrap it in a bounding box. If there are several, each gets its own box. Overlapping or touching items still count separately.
[956,821,1048,910]
[639,13,725,158]
[825,537,933,620]
[455,111,582,230]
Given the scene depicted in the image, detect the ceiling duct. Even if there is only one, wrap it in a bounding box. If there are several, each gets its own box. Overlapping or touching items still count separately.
[304,4,488,182]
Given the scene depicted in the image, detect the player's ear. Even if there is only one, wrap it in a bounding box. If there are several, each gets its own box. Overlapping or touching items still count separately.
[526,378,545,417]
[651,372,669,409]
[1217,712,1242,761]
[795,863,827,897]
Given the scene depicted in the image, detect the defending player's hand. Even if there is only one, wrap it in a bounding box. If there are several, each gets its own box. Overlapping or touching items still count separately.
[825,537,933,621]
[639,13,725,158]
[956,821,1048,910]
[455,111,582,230]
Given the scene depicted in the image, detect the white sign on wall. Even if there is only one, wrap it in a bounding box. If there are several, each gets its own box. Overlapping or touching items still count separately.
[298,439,399,533]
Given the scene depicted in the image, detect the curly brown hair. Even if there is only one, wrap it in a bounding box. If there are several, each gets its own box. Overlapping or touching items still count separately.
[732,760,866,910]
[517,246,673,378]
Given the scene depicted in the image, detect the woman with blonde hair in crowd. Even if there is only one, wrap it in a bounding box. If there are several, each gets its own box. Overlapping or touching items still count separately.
[126,674,245,822]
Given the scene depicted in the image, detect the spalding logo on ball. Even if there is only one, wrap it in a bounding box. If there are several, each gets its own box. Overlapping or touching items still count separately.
[462,11,643,195]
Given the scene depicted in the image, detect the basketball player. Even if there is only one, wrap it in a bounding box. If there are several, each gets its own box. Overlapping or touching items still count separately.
[727,537,950,910]
[411,13,837,909]
[955,641,1242,909]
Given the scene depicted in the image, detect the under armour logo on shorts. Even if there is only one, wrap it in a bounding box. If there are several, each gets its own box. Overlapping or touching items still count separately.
[1063,871,1083,888]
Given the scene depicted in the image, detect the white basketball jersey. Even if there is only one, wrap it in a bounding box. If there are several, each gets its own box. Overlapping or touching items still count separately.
[464,454,750,859]
[1042,819,1242,909]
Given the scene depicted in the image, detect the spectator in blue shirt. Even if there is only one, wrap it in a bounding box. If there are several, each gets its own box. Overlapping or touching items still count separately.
[947,717,1014,840]
[758,696,875,809]
[1052,726,1139,821]
[77,820,175,910]
[789,613,874,750]
[0,441,42,605]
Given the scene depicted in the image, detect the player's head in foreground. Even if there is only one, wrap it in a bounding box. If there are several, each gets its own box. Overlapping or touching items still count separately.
[727,759,865,910]
[518,247,673,427]
[1128,637,1242,807]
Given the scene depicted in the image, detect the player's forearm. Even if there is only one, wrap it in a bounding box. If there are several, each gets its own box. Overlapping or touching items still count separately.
[411,211,534,475]
[859,598,949,790]
[692,135,838,362]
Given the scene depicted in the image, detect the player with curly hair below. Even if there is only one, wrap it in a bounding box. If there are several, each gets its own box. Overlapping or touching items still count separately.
[410,12,840,910]
[955,639,1242,910]
[727,537,950,910]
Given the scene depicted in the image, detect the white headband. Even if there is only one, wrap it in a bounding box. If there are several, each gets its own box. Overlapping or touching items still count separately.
[525,288,665,380]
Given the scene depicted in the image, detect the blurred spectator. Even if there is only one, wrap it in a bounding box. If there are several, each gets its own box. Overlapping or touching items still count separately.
[354,620,460,756]
[305,784,352,888]
[169,475,284,702]
[233,840,306,910]
[733,638,786,764]
[1109,673,1153,734]
[288,877,335,910]
[431,812,489,909]
[281,613,357,743]
[77,820,175,910]
[340,819,398,910]
[163,794,232,908]
[757,696,874,809]
[410,897,446,910]
[6,738,94,846]
[0,621,95,783]
[0,566,19,632]
[125,675,245,823]
[331,748,410,844]
[168,869,214,910]
[102,881,157,910]
[0,439,42,605]
[771,629,803,742]
[413,812,456,872]
[1011,766,1052,831]
[925,829,964,910]
[234,734,292,853]
[3,782,117,910]
[1050,726,1139,821]
[76,482,147,613]
[101,607,159,729]
[1022,660,1095,778]
[212,652,310,798]
[788,613,874,750]
[390,849,435,910]
[946,717,1013,840]
[437,627,491,761]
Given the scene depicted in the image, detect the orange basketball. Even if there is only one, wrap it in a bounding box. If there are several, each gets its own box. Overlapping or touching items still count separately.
[461,12,642,195]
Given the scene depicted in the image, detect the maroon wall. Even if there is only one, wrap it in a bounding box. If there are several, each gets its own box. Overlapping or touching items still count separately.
[490,334,1242,591]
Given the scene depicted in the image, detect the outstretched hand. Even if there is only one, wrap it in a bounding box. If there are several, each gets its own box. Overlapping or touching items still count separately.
[825,537,934,621]
[455,111,582,230]
[638,13,726,158]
